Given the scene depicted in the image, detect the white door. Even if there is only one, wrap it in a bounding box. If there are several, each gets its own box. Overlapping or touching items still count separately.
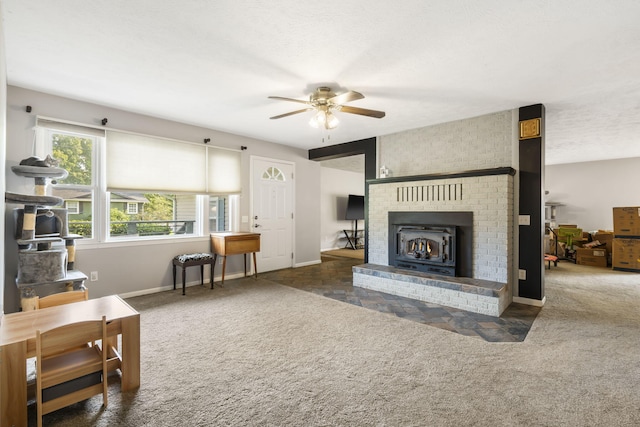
[251,157,294,272]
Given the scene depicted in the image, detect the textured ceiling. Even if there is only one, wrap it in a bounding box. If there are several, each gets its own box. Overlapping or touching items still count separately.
[2,1,640,166]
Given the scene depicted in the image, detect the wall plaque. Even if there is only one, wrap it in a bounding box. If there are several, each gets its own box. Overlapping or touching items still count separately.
[519,118,541,140]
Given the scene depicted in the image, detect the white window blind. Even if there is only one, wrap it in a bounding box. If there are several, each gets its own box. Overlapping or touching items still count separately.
[106,130,241,194]
[36,117,106,138]
[207,147,242,194]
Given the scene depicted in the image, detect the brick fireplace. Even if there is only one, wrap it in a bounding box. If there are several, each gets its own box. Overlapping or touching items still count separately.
[353,167,515,316]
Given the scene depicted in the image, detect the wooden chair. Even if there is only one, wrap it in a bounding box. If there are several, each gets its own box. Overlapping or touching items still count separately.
[36,289,88,309]
[27,289,91,402]
[35,316,108,427]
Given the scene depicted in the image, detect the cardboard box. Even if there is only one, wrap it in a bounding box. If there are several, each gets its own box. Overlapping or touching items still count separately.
[576,247,608,268]
[594,232,614,253]
[613,207,640,237]
[612,238,640,271]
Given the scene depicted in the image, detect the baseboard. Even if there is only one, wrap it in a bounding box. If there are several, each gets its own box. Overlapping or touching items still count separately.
[513,296,546,307]
[295,260,321,268]
[118,271,248,299]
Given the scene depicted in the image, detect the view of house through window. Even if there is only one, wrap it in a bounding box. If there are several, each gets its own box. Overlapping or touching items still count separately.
[209,196,228,232]
[108,192,199,238]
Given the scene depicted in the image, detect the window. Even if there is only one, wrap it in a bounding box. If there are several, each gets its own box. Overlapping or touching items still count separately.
[126,202,138,215]
[104,130,241,239]
[37,117,241,243]
[40,122,101,239]
[262,166,285,181]
[66,201,80,214]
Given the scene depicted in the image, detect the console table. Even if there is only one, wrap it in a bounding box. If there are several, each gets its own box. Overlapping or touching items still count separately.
[210,232,260,284]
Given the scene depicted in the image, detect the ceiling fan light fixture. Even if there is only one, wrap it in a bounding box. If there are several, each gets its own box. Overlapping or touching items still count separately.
[326,112,339,129]
[309,110,326,128]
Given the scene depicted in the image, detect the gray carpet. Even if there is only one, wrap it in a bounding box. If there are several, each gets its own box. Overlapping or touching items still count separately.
[30,262,640,426]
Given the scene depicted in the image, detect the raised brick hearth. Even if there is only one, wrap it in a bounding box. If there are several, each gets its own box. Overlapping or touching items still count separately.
[353,264,509,317]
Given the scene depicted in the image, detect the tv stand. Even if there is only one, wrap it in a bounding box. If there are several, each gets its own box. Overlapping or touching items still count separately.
[343,220,363,250]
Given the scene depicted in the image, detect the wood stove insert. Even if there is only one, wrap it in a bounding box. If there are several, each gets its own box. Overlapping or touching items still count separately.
[388,211,473,277]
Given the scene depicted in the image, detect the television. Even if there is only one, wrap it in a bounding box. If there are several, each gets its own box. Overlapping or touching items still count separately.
[345,195,365,220]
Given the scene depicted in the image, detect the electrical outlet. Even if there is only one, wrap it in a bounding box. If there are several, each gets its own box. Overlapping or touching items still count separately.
[518,269,526,280]
[219,258,224,265]
[90,271,99,281]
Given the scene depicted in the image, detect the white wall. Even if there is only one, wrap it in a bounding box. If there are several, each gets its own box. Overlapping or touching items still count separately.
[4,86,321,312]
[320,167,365,251]
[546,157,640,232]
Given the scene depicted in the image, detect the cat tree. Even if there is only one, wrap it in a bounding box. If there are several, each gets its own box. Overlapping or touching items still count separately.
[5,156,87,311]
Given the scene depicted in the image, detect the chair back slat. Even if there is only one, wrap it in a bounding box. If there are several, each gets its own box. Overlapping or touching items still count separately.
[38,320,104,359]
[37,290,88,309]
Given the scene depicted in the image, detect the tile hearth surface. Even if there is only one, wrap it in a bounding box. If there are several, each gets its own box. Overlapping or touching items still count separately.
[261,255,541,343]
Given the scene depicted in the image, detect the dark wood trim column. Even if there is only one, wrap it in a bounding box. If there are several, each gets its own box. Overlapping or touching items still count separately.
[518,104,545,300]
[308,137,376,180]
[309,137,376,262]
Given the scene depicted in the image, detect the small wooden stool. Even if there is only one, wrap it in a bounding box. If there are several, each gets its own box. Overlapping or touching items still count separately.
[172,253,214,295]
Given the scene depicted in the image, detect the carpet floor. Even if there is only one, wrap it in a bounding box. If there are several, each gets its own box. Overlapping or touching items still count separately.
[28,261,640,426]
[263,256,541,342]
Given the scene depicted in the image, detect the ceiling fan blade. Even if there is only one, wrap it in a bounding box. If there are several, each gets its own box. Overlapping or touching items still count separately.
[268,96,311,105]
[339,105,386,118]
[329,90,364,105]
[270,108,313,120]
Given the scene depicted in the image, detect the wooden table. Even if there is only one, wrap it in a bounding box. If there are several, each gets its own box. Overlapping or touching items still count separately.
[0,295,140,426]
[210,232,260,284]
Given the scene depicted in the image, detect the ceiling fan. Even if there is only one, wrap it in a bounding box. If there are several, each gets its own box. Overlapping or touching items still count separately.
[268,86,385,130]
